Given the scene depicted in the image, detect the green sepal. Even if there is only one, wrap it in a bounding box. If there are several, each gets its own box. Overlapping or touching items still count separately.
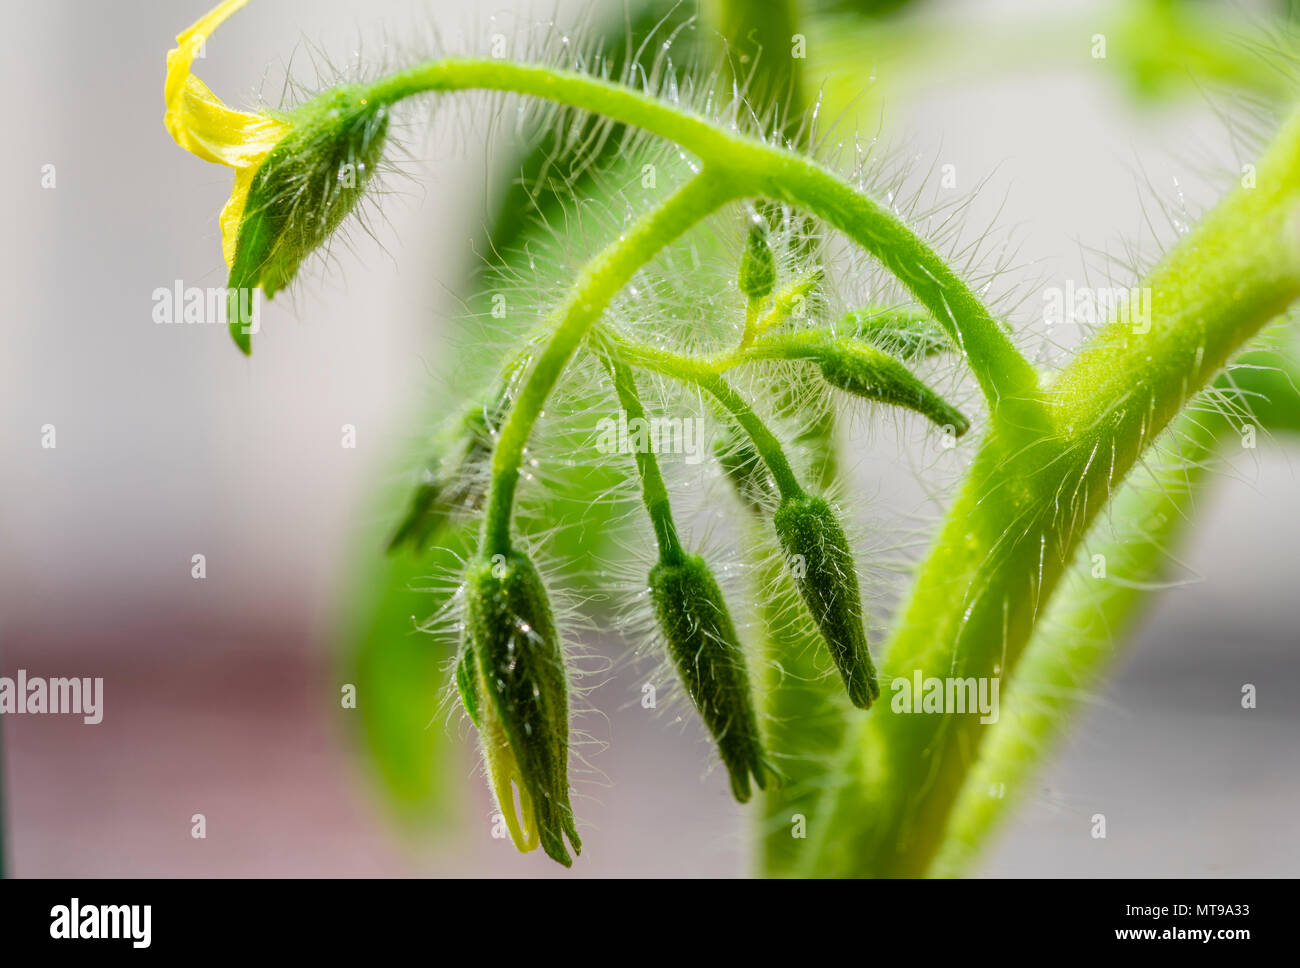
[226,85,390,354]
[455,641,481,730]
[815,339,970,437]
[738,221,776,302]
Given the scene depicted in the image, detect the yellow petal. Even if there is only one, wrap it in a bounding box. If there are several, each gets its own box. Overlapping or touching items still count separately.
[164,0,290,168]
[166,73,289,168]
[481,701,541,853]
[219,164,259,267]
[165,0,250,107]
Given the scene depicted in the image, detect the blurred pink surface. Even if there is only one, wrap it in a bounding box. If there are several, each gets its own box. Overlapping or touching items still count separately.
[3,621,751,877]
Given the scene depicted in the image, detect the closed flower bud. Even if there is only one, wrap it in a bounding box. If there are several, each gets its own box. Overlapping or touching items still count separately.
[389,343,535,553]
[464,551,580,866]
[738,221,776,302]
[714,423,778,513]
[387,406,495,553]
[227,85,390,353]
[773,495,878,709]
[386,466,452,555]
[815,340,970,437]
[844,307,952,360]
[649,554,768,802]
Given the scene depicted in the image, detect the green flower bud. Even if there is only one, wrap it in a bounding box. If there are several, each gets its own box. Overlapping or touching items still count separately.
[389,342,536,553]
[465,551,580,866]
[227,85,390,353]
[386,468,451,554]
[387,405,495,553]
[844,307,953,360]
[738,221,776,302]
[773,494,878,709]
[714,423,777,513]
[649,554,768,802]
[815,340,970,437]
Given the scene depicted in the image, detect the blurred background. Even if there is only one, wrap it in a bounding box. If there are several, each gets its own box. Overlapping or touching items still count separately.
[1,0,1297,876]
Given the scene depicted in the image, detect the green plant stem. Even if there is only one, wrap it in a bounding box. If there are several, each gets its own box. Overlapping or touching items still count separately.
[723,328,877,365]
[606,332,805,501]
[932,342,1300,874]
[619,324,938,374]
[612,326,826,372]
[740,299,762,348]
[763,164,1040,409]
[800,105,1300,876]
[592,337,684,564]
[470,171,733,556]
[931,406,1218,875]
[364,59,1029,409]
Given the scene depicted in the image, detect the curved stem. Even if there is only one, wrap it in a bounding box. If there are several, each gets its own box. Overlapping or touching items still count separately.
[616,326,877,374]
[591,336,684,565]
[697,373,804,501]
[933,341,1300,874]
[762,163,1040,409]
[364,59,1033,409]
[478,170,734,556]
[724,329,859,366]
[932,404,1219,876]
[608,333,805,501]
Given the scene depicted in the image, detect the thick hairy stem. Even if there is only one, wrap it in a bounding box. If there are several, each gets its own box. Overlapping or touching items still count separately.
[475,171,733,555]
[800,105,1300,876]
[366,60,1029,409]
[932,345,1300,874]
[931,407,1218,875]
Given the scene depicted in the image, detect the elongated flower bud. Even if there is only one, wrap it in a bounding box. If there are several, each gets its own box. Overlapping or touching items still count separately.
[386,466,452,554]
[844,307,952,360]
[714,423,777,513]
[464,551,580,866]
[815,340,970,437]
[773,495,878,709]
[649,554,768,802]
[387,406,494,553]
[228,85,390,352]
[738,222,776,302]
[390,342,536,553]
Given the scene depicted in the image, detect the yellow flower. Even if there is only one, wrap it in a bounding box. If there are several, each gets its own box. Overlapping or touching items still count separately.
[166,0,390,355]
[164,0,290,267]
